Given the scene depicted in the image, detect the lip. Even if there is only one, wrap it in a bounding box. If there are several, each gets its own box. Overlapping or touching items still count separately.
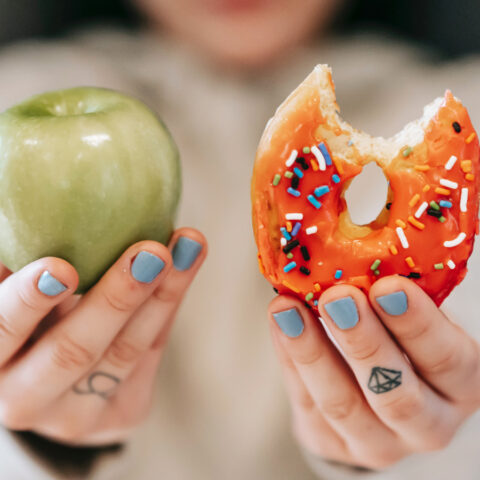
[203,0,272,14]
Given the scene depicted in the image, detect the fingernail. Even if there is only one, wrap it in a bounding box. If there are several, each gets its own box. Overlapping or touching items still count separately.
[172,237,202,271]
[376,291,408,316]
[324,296,359,330]
[131,251,165,283]
[37,270,67,296]
[273,308,304,338]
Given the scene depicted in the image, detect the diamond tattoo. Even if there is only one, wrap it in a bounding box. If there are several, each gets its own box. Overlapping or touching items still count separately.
[368,367,402,394]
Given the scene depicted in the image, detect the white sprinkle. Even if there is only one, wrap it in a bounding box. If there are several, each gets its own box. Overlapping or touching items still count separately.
[396,227,409,249]
[285,149,298,167]
[286,213,303,220]
[311,145,326,171]
[306,226,318,235]
[461,187,468,212]
[444,232,466,248]
[440,178,458,189]
[414,201,429,218]
[445,155,457,170]
[447,260,456,269]
[280,237,287,247]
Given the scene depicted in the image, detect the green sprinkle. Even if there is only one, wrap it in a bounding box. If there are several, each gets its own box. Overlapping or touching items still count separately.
[286,252,293,259]
[374,269,380,276]
[402,146,413,157]
[272,174,281,186]
[430,201,440,210]
[370,259,381,271]
[434,263,444,270]
[284,171,294,178]
[439,216,446,223]
[305,292,314,301]
[303,147,311,154]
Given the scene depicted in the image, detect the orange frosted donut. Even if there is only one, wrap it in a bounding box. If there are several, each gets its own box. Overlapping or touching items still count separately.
[251,65,480,308]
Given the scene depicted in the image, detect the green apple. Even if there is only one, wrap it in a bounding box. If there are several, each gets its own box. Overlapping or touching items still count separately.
[0,87,181,292]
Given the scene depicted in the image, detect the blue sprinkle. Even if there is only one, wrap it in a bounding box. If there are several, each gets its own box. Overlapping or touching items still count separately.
[334,269,343,280]
[313,300,319,306]
[319,142,332,166]
[280,227,291,241]
[293,167,304,178]
[291,222,302,236]
[287,187,301,197]
[332,174,340,184]
[283,261,297,273]
[439,200,452,208]
[314,185,330,197]
[347,139,354,146]
[307,194,322,209]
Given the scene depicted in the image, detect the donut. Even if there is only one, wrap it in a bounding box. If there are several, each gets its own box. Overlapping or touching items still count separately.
[251,65,480,308]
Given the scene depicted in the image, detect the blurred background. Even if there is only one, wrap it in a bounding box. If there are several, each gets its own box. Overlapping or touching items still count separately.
[0,0,479,57]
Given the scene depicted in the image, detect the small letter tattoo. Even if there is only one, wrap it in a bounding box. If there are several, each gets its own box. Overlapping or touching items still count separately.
[368,367,402,394]
[73,371,120,399]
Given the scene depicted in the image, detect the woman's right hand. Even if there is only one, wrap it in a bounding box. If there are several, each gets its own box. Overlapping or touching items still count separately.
[0,227,206,446]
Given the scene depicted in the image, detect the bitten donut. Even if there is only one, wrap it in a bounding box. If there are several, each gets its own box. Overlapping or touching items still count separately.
[251,65,480,308]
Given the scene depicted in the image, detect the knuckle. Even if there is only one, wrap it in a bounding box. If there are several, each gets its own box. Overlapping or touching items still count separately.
[293,347,325,368]
[51,332,96,371]
[0,401,32,430]
[362,451,403,470]
[102,289,138,314]
[0,313,24,341]
[421,431,452,452]
[381,390,425,421]
[423,346,460,376]
[348,342,381,362]
[105,336,146,369]
[321,395,357,421]
[396,321,431,342]
[153,285,179,304]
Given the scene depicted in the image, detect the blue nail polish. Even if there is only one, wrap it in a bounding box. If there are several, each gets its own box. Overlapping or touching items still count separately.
[273,308,304,338]
[376,291,408,316]
[172,237,202,271]
[324,297,359,330]
[131,251,165,283]
[37,271,67,296]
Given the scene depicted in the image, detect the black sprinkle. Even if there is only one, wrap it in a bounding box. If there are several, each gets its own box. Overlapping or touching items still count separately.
[386,202,392,210]
[300,245,310,261]
[452,121,462,133]
[296,157,309,170]
[427,208,442,218]
[407,272,421,279]
[283,239,299,254]
[291,176,300,190]
[304,301,312,309]
[273,287,279,294]
[299,266,311,275]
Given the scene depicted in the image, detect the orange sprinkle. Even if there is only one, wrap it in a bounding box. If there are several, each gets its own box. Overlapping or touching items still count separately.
[257,255,265,275]
[461,160,472,172]
[282,280,299,293]
[311,159,319,171]
[332,156,344,175]
[405,256,415,268]
[466,173,475,181]
[286,221,292,232]
[435,187,451,195]
[423,184,431,192]
[396,219,406,229]
[314,283,321,292]
[389,245,398,255]
[466,132,476,144]
[409,194,420,207]
[334,127,343,136]
[414,165,430,171]
[408,216,425,230]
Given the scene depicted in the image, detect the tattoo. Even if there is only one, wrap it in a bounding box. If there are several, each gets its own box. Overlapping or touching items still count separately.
[368,367,402,394]
[73,371,120,399]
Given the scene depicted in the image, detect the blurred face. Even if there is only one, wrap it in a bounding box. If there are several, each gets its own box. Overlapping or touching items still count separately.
[135,0,342,68]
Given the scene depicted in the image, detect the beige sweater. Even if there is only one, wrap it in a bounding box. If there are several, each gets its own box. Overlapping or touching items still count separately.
[0,28,479,480]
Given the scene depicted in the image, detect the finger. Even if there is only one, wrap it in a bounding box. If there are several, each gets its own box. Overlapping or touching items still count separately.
[318,286,460,450]
[269,296,403,467]
[370,276,480,406]
[0,258,77,366]
[0,241,172,414]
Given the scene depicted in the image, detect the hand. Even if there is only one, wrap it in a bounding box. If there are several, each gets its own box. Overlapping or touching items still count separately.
[0,228,206,446]
[269,275,480,469]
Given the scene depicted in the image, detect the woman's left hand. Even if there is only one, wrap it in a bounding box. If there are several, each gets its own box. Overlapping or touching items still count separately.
[269,275,480,470]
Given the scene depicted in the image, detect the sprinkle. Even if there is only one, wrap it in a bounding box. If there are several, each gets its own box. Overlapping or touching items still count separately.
[434,263,444,270]
[307,195,322,209]
[460,188,468,212]
[314,283,321,292]
[287,187,301,197]
[334,269,343,280]
[291,176,300,190]
[427,208,442,218]
[396,227,409,249]
[296,157,309,170]
[444,232,466,248]
[414,165,430,171]
[461,160,472,172]
[286,253,293,259]
[452,121,461,133]
[374,269,380,276]
[313,300,318,306]
[286,213,303,220]
[370,259,381,271]
[286,221,293,233]
[466,132,476,144]
[283,239,299,254]
[305,292,314,301]
[423,185,431,192]
[280,227,291,241]
[439,216,446,223]
[396,219,406,229]
[293,167,304,178]
[286,150,298,167]
[409,194,420,207]
[348,139,354,146]
[311,145,326,171]
[310,159,319,171]
[303,147,310,154]
[408,216,425,230]
[440,178,458,189]
[300,267,311,276]
[280,237,287,247]
[447,260,456,269]
[314,185,330,197]
[439,200,452,208]
[283,261,297,273]
[318,142,333,166]
[386,202,392,210]
[284,171,293,178]
[332,157,344,175]
[403,146,413,157]
[272,174,281,186]
[445,155,458,170]
[282,280,299,293]
[389,245,398,255]
[306,226,318,235]
[291,222,302,237]
[332,174,341,184]
[430,201,440,210]
[405,256,415,268]
[466,173,475,181]
[414,202,429,218]
[407,272,421,279]
[257,256,265,275]
[435,187,451,195]
[301,245,310,261]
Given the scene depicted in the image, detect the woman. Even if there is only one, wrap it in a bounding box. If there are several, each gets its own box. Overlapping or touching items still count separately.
[0,0,479,478]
